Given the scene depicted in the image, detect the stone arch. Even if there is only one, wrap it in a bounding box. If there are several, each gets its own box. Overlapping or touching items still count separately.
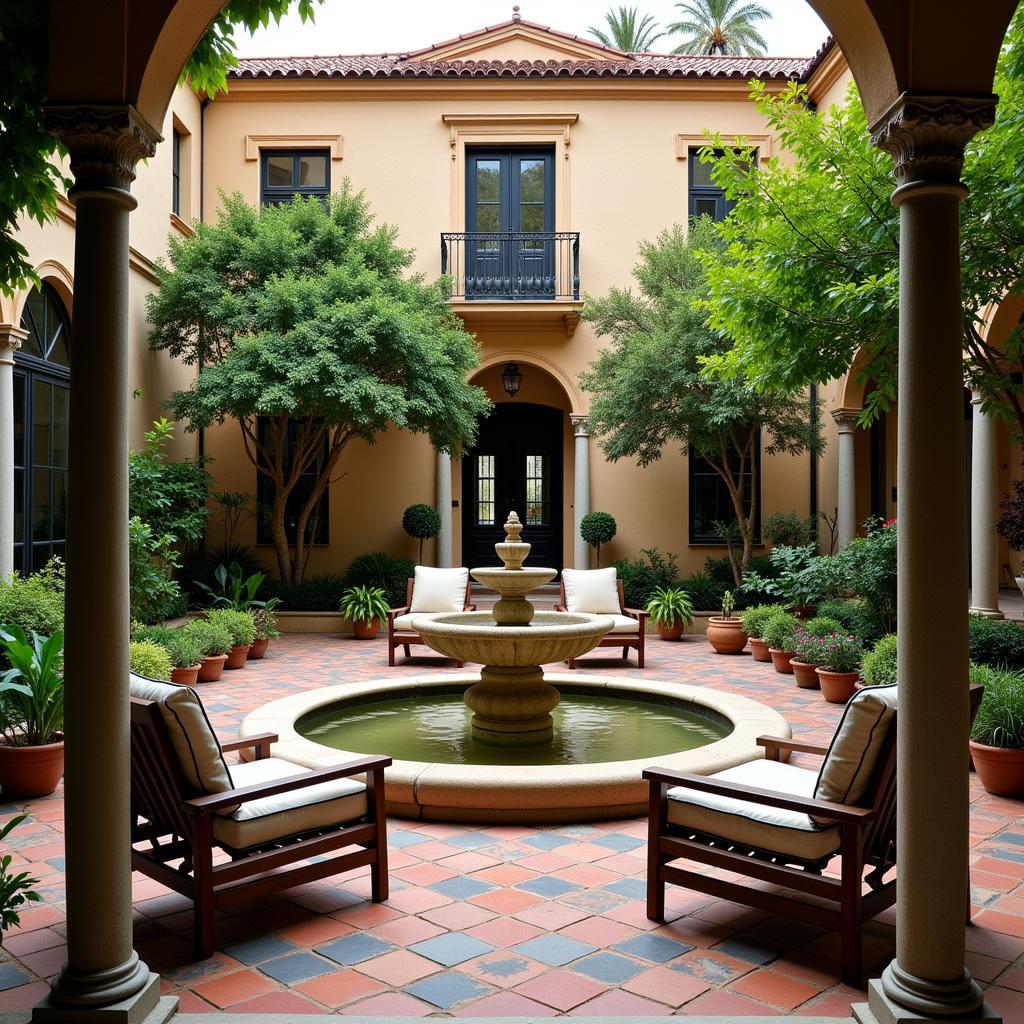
[11,260,75,324]
[980,289,1024,348]
[837,345,875,410]
[471,350,584,415]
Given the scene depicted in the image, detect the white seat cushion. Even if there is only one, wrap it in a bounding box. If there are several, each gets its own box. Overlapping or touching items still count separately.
[213,757,368,851]
[409,566,469,614]
[605,614,640,634]
[393,611,447,631]
[563,568,620,614]
[812,683,897,824]
[130,674,232,798]
[667,759,840,862]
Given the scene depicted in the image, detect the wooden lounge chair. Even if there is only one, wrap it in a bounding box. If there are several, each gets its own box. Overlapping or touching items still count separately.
[644,684,982,985]
[129,676,390,959]
[387,567,474,666]
[555,568,647,668]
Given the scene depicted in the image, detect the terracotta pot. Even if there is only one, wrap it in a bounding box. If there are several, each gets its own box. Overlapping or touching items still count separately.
[817,668,859,704]
[706,617,748,655]
[352,618,381,640]
[969,741,1024,797]
[196,654,228,683]
[748,637,772,663]
[790,659,821,689]
[657,619,686,641]
[248,637,270,660]
[225,644,252,670]
[170,665,200,686]
[769,648,795,674]
[0,739,65,798]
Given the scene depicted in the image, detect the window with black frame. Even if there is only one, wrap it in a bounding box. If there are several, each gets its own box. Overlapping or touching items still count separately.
[689,437,761,545]
[171,128,181,216]
[260,150,330,206]
[255,418,329,545]
[688,148,754,222]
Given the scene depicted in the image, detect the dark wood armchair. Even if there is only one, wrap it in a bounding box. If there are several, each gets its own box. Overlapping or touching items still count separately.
[387,573,475,666]
[555,576,648,668]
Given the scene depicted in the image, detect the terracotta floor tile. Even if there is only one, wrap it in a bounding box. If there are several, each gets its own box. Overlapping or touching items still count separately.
[451,990,560,1016]
[465,917,545,948]
[730,967,824,1009]
[514,969,609,1010]
[566,987,671,1015]
[339,991,434,1016]
[227,990,326,1014]
[192,969,277,1008]
[293,969,388,1007]
[354,949,440,985]
[620,964,710,1006]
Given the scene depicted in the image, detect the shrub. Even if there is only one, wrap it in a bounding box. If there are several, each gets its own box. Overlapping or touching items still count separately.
[645,587,695,629]
[252,606,280,640]
[968,615,1024,669]
[614,549,679,609]
[762,612,799,651]
[742,545,839,611]
[802,615,845,638]
[705,553,777,586]
[862,633,898,687]
[196,562,268,611]
[178,544,266,601]
[206,609,256,648]
[402,504,442,563]
[129,517,185,624]
[814,632,864,673]
[129,641,172,681]
[344,553,416,609]
[182,618,232,658]
[740,604,782,639]
[0,558,65,640]
[134,625,202,669]
[794,627,829,665]
[837,518,897,635]
[815,599,864,636]
[580,512,617,567]
[763,510,817,548]
[970,665,1024,748]
[262,573,349,612]
[998,478,1024,553]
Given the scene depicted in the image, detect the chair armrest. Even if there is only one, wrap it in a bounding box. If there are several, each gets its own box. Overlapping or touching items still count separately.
[642,766,873,825]
[465,604,477,611]
[624,607,648,621]
[757,735,830,759]
[387,606,410,623]
[183,755,392,815]
[220,732,278,757]
[553,604,567,612]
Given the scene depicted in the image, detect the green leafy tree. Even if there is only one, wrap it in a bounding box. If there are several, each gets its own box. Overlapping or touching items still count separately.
[668,0,770,56]
[588,7,665,52]
[579,217,821,585]
[147,186,490,584]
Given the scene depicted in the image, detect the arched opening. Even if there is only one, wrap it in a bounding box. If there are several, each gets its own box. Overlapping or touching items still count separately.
[15,282,71,574]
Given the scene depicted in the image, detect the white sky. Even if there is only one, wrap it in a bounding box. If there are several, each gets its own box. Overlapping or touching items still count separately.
[234,0,829,59]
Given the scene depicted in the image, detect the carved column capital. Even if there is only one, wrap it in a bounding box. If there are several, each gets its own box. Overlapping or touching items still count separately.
[870,92,996,189]
[0,325,28,366]
[45,105,162,195]
[830,408,860,433]
[570,414,590,438]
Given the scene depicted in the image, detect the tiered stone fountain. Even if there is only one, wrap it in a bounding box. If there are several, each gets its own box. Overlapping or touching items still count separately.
[413,512,612,744]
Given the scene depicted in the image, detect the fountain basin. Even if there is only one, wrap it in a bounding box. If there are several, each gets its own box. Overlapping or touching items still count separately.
[239,673,791,823]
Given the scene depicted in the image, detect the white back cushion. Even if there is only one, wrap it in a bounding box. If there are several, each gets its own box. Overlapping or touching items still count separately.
[409,566,469,613]
[812,684,897,824]
[563,568,620,614]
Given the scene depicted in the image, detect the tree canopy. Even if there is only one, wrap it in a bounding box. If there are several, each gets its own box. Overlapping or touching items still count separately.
[579,216,821,583]
[588,7,665,52]
[668,0,771,56]
[147,186,490,583]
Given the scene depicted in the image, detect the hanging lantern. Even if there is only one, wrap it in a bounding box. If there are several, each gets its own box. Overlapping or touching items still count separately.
[501,362,523,398]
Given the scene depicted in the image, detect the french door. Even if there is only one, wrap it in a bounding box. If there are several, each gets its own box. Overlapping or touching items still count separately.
[466,148,555,299]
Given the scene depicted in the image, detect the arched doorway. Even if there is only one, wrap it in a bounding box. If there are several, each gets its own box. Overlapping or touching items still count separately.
[15,283,71,573]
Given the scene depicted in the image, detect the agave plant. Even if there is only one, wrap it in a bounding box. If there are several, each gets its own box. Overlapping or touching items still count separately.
[0,626,64,747]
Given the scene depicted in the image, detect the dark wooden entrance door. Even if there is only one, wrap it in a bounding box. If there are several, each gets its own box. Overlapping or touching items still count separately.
[463,403,563,571]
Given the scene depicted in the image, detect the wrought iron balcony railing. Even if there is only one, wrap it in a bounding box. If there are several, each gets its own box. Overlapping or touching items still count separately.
[441,231,580,301]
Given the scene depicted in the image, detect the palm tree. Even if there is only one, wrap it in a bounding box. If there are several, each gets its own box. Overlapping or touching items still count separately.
[668,0,771,56]
[588,6,665,52]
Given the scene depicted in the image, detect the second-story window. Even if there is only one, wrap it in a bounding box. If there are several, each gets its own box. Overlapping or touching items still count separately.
[688,148,733,222]
[171,128,182,216]
[260,150,330,206]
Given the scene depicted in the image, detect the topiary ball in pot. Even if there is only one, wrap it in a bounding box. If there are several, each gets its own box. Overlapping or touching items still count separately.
[403,504,442,565]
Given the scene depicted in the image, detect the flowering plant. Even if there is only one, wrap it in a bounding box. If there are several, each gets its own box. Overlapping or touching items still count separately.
[815,632,864,674]
[793,628,829,666]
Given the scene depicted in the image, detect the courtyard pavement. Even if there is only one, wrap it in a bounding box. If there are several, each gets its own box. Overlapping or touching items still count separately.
[1,633,1023,1018]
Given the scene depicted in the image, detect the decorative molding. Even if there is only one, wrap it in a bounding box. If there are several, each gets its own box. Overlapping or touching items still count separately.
[443,113,578,161]
[805,45,847,104]
[45,105,161,193]
[870,92,996,186]
[0,325,28,364]
[169,212,195,237]
[830,408,860,431]
[675,132,772,162]
[244,133,344,161]
[570,414,591,437]
[128,247,160,285]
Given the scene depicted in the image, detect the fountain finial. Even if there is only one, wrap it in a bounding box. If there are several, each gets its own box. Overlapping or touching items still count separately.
[504,511,523,543]
[496,510,529,571]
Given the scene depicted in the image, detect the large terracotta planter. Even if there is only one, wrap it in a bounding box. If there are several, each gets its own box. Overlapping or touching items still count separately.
[969,741,1024,797]
[656,620,686,642]
[170,665,200,686]
[248,637,270,660]
[817,668,859,704]
[748,637,771,663]
[352,618,382,640]
[769,648,795,674]
[197,654,228,683]
[790,659,821,689]
[0,739,65,798]
[706,617,748,655]
[225,644,251,670]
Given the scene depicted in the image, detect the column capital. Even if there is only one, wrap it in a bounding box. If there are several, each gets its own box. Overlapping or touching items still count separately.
[45,104,161,196]
[830,407,860,432]
[570,414,590,438]
[870,92,996,191]
[0,325,27,366]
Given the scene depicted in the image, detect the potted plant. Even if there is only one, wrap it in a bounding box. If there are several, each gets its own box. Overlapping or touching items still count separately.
[207,609,256,669]
[1,815,42,937]
[969,665,1024,797]
[861,633,897,688]
[129,640,173,681]
[580,512,617,568]
[815,633,865,703]
[165,629,204,685]
[0,627,65,798]
[340,585,390,640]
[762,612,799,674]
[741,605,784,662]
[183,619,232,683]
[706,591,748,655]
[790,616,845,688]
[249,601,281,660]
[646,587,695,641]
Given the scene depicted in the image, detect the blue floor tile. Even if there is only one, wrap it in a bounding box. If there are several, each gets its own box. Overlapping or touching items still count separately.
[410,933,495,967]
[592,832,645,852]
[429,876,496,900]
[221,934,298,965]
[0,963,31,992]
[315,933,394,965]
[602,877,648,899]
[405,971,494,1008]
[614,933,694,963]
[516,875,581,898]
[259,951,336,984]
[571,951,644,984]
[510,934,595,967]
[519,832,572,851]
[445,831,493,849]
[388,830,431,849]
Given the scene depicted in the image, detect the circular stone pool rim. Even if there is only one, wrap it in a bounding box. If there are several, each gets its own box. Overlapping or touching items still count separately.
[238,673,791,824]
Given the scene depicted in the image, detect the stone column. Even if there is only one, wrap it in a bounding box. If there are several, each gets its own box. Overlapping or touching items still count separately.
[969,390,1003,618]
[0,325,27,578]
[832,408,859,548]
[34,106,170,1024]
[436,449,453,568]
[571,415,591,569]
[853,95,1000,1024]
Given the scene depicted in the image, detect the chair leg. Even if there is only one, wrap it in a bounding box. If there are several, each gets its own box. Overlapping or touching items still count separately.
[623,645,629,659]
[192,819,215,960]
[647,781,667,922]
[966,863,974,924]
[403,644,411,658]
[456,660,465,668]
[567,657,576,670]
[388,641,396,667]
[368,769,389,903]
[637,631,645,668]
[839,825,864,986]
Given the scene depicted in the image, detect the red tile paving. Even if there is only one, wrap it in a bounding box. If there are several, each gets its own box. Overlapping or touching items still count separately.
[1,632,1023,1017]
